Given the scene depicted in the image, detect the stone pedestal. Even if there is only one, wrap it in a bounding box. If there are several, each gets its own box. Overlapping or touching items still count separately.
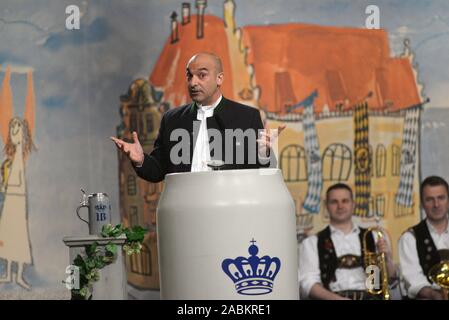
[63,235,127,300]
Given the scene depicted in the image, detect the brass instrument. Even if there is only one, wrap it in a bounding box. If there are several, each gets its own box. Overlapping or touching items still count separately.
[428,260,449,300]
[363,226,391,300]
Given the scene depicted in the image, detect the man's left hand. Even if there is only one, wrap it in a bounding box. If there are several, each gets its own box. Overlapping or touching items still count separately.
[257,124,286,158]
[376,237,391,256]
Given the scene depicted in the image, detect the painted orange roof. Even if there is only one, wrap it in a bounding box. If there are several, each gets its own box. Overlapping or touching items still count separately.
[150,15,234,107]
[151,16,421,113]
[242,23,421,113]
[378,58,421,111]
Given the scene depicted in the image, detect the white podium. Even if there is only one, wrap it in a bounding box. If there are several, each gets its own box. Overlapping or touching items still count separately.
[157,169,299,299]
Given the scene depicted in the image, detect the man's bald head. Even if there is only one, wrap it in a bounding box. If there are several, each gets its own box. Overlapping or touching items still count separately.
[185,52,224,105]
[187,52,223,74]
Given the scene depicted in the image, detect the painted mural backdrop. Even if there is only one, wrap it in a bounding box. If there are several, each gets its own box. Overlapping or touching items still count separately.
[1,0,449,299]
[123,1,423,291]
[0,67,36,290]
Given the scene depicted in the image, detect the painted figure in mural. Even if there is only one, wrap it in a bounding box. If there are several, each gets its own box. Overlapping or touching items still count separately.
[111,52,285,182]
[299,183,397,300]
[0,67,36,290]
[398,175,449,300]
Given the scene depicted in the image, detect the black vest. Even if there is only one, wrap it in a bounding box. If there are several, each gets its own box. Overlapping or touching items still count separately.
[317,226,375,289]
[412,219,441,280]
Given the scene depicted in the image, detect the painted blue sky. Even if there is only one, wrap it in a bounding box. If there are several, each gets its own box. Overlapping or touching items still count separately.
[1,0,449,113]
[0,0,449,290]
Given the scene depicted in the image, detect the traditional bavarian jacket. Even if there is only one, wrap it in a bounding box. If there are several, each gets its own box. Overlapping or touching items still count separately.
[398,219,449,299]
[299,224,375,298]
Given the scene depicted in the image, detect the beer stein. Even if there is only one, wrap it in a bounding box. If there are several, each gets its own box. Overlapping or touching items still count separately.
[76,189,111,235]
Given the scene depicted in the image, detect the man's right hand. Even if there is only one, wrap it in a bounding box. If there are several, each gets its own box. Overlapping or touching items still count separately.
[110,131,144,167]
[417,286,444,300]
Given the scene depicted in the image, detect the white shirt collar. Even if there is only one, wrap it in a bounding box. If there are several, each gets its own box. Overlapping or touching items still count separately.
[426,218,449,235]
[197,95,222,114]
[329,222,359,235]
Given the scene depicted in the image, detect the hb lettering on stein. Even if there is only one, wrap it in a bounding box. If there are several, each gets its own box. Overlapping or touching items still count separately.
[76,189,111,235]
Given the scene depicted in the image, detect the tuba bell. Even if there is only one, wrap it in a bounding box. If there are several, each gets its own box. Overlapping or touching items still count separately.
[428,260,449,300]
[363,226,391,300]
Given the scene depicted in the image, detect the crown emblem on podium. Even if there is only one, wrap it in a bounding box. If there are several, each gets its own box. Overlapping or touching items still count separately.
[221,239,281,295]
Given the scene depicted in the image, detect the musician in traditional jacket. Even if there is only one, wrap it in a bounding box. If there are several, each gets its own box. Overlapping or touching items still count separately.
[398,175,449,300]
[299,183,397,300]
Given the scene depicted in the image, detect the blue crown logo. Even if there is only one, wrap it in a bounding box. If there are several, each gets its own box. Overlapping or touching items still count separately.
[221,239,281,295]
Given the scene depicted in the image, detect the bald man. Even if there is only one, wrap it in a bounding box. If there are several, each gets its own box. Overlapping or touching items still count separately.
[111,53,281,182]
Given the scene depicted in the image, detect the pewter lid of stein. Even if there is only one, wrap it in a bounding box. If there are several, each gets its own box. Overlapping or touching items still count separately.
[89,192,108,197]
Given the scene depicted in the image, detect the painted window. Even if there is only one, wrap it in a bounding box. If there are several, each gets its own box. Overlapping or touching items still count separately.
[280,145,307,182]
[368,194,386,218]
[129,206,139,226]
[322,143,352,181]
[130,111,138,133]
[376,144,387,177]
[146,113,154,133]
[127,175,137,196]
[392,144,401,176]
[130,243,152,276]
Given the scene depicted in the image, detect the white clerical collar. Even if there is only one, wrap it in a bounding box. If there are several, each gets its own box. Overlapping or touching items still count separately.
[191,95,223,172]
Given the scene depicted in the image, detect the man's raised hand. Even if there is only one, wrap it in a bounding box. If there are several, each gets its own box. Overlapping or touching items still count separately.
[257,124,286,158]
[110,131,144,166]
